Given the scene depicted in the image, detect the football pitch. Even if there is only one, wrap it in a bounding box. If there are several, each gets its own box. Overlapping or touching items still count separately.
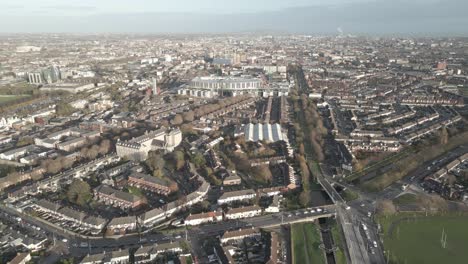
[379,214,468,264]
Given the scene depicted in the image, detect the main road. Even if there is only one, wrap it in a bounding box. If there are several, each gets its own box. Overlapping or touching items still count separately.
[0,202,335,257]
[311,159,388,264]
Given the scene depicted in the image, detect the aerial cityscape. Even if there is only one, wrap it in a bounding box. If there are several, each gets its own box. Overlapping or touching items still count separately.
[1,1,468,264]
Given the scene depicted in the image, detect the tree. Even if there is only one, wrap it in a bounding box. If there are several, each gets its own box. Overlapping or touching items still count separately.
[67,180,91,206]
[171,114,183,125]
[182,111,195,122]
[376,199,396,216]
[440,127,449,145]
[191,153,206,168]
[299,143,305,155]
[81,145,100,160]
[299,191,310,207]
[16,136,34,147]
[252,165,273,183]
[98,139,112,155]
[173,151,185,171]
[59,156,74,170]
[41,157,63,174]
[56,102,75,116]
[146,151,165,177]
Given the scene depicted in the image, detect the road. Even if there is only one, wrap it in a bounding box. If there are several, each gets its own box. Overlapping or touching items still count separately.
[0,202,334,258]
[314,161,386,264]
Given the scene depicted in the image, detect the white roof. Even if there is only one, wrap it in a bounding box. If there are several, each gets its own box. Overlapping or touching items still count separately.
[245,123,283,142]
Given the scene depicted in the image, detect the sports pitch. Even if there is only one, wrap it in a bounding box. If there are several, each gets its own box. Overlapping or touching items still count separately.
[379,214,468,264]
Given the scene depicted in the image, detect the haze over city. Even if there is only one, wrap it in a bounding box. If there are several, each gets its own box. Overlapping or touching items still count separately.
[1,0,468,34]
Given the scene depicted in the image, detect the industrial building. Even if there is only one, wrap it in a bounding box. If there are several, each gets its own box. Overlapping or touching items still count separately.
[244,123,284,142]
[178,76,289,98]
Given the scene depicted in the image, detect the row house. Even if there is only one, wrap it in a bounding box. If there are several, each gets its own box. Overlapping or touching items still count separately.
[107,216,137,235]
[127,172,171,195]
[184,211,223,226]
[220,228,261,244]
[225,205,262,220]
[134,242,182,264]
[80,249,129,264]
[94,185,145,210]
[217,189,256,205]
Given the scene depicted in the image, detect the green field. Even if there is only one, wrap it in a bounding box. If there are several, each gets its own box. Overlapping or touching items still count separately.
[341,189,359,202]
[330,220,347,264]
[0,95,31,105]
[291,223,325,264]
[379,214,468,264]
[393,193,418,206]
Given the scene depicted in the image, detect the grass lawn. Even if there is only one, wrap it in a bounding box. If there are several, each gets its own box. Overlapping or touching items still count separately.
[0,94,31,105]
[291,223,325,264]
[342,189,359,202]
[330,220,347,264]
[127,186,145,197]
[378,213,468,264]
[393,193,418,206]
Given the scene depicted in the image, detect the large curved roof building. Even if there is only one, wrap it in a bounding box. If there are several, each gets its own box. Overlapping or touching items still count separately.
[178,76,289,98]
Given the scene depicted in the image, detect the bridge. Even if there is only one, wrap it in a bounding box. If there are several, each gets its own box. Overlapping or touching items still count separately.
[307,159,372,264]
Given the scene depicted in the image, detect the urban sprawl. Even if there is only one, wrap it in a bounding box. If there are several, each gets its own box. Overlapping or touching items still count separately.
[0,34,468,264]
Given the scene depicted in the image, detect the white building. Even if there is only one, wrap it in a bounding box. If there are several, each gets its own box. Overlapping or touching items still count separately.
[178,76,289,98]
[116,128,182,161]
[265,195,281,213]
[80,249,129,264]
[217,189,256,205]
[184,211,223,226]
[134,242,182,264]
[225,205,262,220]
[244,123,284,142]
[220,228,261,244]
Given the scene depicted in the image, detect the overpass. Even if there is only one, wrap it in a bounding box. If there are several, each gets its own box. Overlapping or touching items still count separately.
[307,159,372,264]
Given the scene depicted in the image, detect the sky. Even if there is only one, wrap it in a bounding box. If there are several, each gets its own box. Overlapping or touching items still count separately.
[1,0,367,15]
[1,0,467,35]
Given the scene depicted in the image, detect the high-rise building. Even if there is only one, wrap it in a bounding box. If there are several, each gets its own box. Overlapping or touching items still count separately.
[28,66,61,84]
[152,77,159,96]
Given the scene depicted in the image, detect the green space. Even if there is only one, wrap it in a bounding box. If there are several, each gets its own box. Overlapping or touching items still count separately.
[341,189,359,202]
[362,130,468,192]
[0,82,37,94]
[378,213,468,264]
[0,164,16,178]
[0,94,31,105]
[393,193,418,206]
[345,147,416,182]
[291,223,325,264]
[330,220,347,264]
[127,186,145,197]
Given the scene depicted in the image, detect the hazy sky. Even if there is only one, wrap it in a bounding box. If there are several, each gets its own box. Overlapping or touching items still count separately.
[1,0,467,35]
[1,0,368,15]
